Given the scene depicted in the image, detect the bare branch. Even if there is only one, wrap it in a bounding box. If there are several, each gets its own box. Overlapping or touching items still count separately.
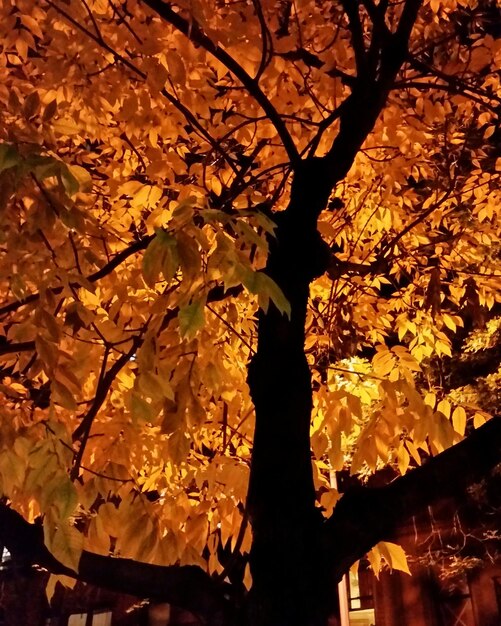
[252,0,273,81]
[340,0,367,78]
[276,0,293,38]
[0,340,35,356]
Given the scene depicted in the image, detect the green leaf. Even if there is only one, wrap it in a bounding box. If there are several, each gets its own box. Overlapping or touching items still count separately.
[26,450,58,491]
[23,91,41,118]
[49,476,78,519]
[177,232,201,284]
[27,154,62,181]
[239,267,260,293]
[168,430,190,465]
[233,220,267,250]
[257,273,291,318]
[0,143,21,172]
[241,270,291,318]
[52,380,77,411]
[142,230,179,287]
[0,450,26,491]
[130,392,156,424]
[178,298,206,340]
[161,405,184,435]
[157,230,179,282]
[253,211,277,235]
[201,209,231,224]
[43,99,58,122]
[59,165,80,196]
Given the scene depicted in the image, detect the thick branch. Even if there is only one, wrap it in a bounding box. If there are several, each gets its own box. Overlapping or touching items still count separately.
[323,415,501,581]
[448,342,501,389]
[340,0,367,77]
[322,0,423,182]
[0,504,229,623]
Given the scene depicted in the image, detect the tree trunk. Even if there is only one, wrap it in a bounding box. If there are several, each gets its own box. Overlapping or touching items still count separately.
[246,161,334,626]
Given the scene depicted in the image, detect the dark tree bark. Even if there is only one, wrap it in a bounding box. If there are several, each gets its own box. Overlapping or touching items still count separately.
[245,2,424,623]
[246,159,335,626]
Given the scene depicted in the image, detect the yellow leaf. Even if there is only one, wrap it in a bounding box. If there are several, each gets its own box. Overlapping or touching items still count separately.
[378,541,410,575]
[442,314,456,332]
[367,548,382,577]
[209,176,222,196]
[397,444,410,475]
[166,50,187,84]
[405,440,421,465]
[473,412,488,428]
[53,118,80,136]
[44,517,83,572]
[437,398,451,419]
[424,392,436,409]
[452,406,467,435]
[20,14,44,38]
[243,562,253,590]
[45,574,76,604]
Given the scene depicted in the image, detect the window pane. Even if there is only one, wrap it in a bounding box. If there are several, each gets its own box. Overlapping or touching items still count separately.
[68,614,87,626]
[349,608,376,626]
[92,611,112,626]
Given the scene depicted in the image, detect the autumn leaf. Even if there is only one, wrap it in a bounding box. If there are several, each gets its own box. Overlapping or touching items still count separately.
[376,541,411,575]
[178,298,206,339]
[43,516,83,573]
[1,0,500,617]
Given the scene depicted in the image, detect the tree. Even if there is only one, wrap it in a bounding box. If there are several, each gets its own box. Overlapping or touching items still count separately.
[0,0,500,624]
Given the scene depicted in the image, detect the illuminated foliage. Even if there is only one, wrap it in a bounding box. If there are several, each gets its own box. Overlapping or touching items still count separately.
[0,1,500,624]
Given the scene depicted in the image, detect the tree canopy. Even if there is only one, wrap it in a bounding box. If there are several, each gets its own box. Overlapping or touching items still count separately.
[0,0,500,624]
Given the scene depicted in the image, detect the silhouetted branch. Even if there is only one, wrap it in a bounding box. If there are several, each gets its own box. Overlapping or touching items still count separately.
[141,0,300,165]
[0,504,229,624]
[0,235,154,317]
[324,416,501,581]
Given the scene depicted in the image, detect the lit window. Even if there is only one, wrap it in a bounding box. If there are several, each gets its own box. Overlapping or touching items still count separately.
[67,610,112,626]
[348,563,376,626]
[92,611,112,626]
